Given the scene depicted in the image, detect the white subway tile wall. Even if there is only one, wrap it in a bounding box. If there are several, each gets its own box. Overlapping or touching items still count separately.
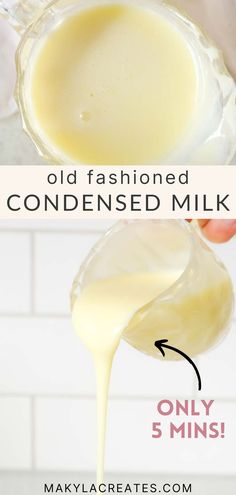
[0,220,235,475]
[0,397,31,469]
[0,232,31,314]
[34,232,99,314]
[35,398,236,474]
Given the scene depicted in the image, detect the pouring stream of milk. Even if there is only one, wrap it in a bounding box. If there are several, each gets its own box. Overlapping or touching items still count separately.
[71,271,180,484]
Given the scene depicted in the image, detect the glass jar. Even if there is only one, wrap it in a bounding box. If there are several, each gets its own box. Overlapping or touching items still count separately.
[1,0,236,164]
[71,219,234,359]
[71,220,234,360]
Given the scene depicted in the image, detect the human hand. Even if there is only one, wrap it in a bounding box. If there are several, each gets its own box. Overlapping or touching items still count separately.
[196,220,236,243]
[170,0,236,80]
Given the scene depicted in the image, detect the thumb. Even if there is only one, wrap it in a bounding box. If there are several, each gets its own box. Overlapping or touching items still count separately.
[198,220,236,243]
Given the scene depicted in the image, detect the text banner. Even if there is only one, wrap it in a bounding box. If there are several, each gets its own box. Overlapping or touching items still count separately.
[0,166,235,219]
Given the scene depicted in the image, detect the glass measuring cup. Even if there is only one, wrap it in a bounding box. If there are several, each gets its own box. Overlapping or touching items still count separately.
[1,0,236,165]
[71,220,234,360]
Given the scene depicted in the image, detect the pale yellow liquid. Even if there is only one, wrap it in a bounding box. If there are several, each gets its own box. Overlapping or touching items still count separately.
[71,270,231,484]
[30,4,198,164]
[72,271,177,484]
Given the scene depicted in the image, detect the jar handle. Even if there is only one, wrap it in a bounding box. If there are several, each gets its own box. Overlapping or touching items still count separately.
[0,0,48,31]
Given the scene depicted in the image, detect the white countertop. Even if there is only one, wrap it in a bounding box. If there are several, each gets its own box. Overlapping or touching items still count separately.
[0,113,46,165]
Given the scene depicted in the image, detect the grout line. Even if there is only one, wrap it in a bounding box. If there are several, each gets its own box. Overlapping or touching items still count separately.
[0,469,236,477]
[30,397,37,471]
[0,312,70,319]
[0,311,235,321]
[1,392,236,403]
[30,232,36,315]
[0,228,106,235]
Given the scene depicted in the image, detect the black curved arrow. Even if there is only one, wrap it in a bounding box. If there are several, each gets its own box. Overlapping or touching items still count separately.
[154,339,202,391]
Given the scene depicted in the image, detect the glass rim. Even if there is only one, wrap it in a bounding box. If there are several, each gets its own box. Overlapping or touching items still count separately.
[71,219,200,307]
